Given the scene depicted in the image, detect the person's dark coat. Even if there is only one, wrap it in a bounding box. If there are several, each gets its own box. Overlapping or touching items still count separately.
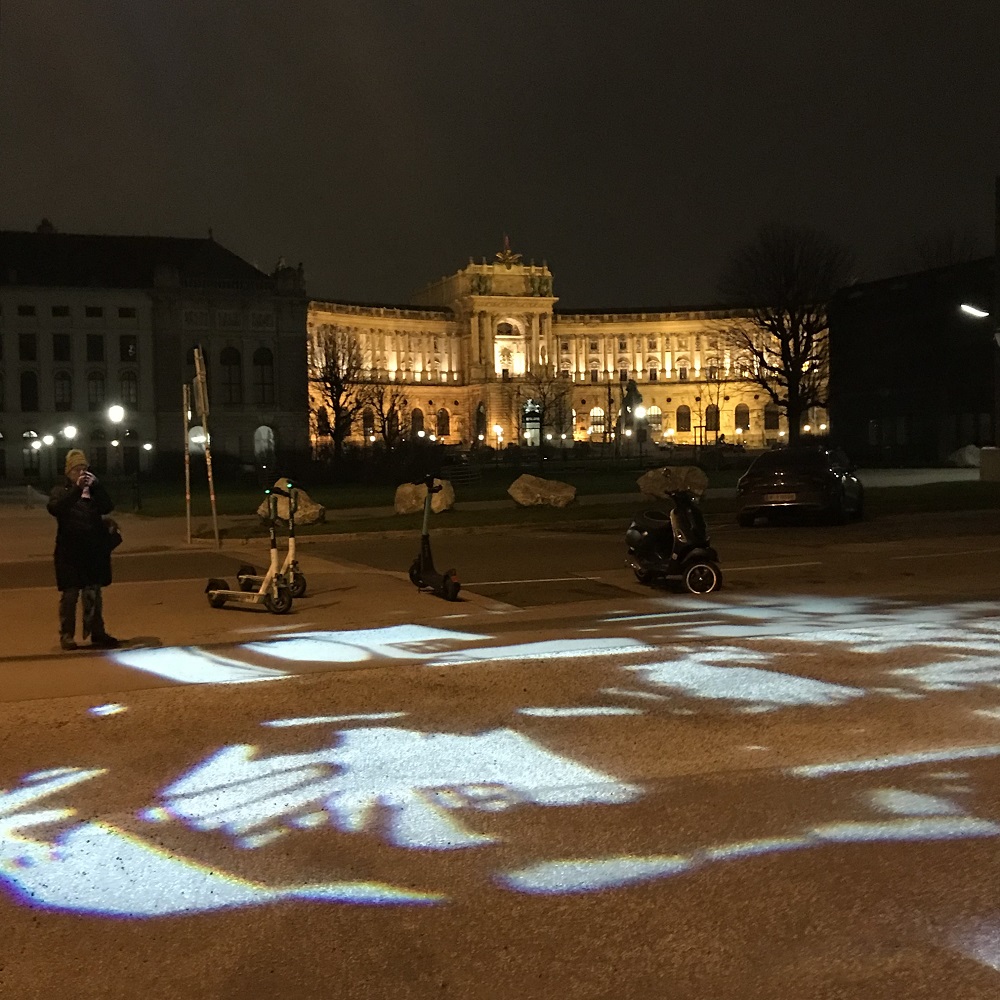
[47,477,115,590]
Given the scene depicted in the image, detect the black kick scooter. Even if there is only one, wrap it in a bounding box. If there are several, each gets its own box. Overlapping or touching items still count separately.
[408,473,461,601]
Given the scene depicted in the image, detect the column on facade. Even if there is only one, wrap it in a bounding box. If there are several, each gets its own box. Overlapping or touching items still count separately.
[479,312,490,372]
[540,312,553,372]
[528,313,539,371]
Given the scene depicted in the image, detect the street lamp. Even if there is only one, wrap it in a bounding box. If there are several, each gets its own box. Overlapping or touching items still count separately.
[108,404,125,472]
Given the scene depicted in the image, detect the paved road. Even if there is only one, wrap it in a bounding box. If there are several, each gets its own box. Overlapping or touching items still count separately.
[2,495,1000,997]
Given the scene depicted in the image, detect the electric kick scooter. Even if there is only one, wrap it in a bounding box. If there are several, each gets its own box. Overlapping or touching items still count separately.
[236,482,307,598]
[205,487,294,614]
[408,473,461,601]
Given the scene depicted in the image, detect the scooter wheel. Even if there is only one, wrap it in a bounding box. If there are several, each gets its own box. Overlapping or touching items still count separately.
[632,568,654,585]
[205,578,230,609]
[290,572,308,599]
[265,585,293,615]
[408,558,422,588]
[684,561,722,595]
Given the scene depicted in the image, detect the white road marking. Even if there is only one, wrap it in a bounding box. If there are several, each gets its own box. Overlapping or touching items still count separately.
[891,547,1000,561]
[465,576,605,586]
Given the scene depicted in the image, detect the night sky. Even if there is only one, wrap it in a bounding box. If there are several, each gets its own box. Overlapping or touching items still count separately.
[1,2,997,308]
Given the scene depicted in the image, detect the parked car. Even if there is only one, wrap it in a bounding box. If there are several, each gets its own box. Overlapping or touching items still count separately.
[736,446,864,526]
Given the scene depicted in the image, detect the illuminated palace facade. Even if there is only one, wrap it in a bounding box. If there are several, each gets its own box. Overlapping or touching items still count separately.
[309,250,821,451]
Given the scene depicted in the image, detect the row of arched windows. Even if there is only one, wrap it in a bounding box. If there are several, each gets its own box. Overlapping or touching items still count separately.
[356,406,452,439]
[586,403,766,434]
[4,370,138,413]
[185,346,275,406]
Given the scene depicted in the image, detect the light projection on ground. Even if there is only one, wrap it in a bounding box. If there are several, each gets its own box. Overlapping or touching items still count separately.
[5,600,1000,920]
[146,728,640,851]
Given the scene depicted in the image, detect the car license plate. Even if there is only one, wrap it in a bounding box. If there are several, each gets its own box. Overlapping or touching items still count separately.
[764,492,796,502]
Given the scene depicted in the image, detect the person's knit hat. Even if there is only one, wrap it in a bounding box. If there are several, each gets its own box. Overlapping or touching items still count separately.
[65,449,89,474]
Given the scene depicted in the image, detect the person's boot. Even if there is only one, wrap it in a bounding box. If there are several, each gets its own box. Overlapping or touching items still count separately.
[60,635,78,651]
[90,633,120,649]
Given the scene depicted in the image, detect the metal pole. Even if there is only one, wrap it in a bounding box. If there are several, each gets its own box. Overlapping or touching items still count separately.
[183,383,192,545]
[203,412,221,550]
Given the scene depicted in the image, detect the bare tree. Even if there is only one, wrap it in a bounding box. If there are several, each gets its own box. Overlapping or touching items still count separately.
[895,226,987,273]
[309,324,374,464]
[508,366,575,465]
[368,380,408,448]
[717,222,854,446]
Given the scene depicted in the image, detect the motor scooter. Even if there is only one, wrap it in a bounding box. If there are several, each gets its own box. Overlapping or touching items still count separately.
[625,475,722,594]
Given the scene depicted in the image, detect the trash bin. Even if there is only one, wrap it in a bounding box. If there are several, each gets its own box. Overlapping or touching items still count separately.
[980,446,1000,481]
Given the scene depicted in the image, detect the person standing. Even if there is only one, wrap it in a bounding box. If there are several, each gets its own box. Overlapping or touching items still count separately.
[47,449,120,650]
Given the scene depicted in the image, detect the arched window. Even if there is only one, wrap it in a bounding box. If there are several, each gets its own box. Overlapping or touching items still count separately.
[254,425,275,471]
[362,408,375,438]
[120,370,138,407]
[89,427,108,474]
[676,359,689,381]
[735,403,750,431]
[20,371,38,412]
[706,404,720,432]
[253,347,275,405]
[220,346,243,405]
[22,430,40,476]
[646,405,662,432]
[188,425,206,456]
[764,403,780,431]
[315,407,331,437]
[87,371,105,411]
[589,406,606,435]
[54,371,72,411]
[410,408,425,438]
[676,405,692,433]
[436,408,450,437]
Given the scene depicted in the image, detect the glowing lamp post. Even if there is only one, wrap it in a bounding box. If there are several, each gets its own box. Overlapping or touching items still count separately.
[108,404,125,471]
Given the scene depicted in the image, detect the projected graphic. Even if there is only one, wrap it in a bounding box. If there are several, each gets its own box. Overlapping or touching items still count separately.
[147,728,639,851]
[3,603,1000,926]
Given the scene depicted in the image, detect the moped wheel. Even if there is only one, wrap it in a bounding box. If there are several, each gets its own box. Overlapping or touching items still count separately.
[632,568,654,585]
[442,570,461,602]
[265,585,293,615]
[290,572,308,599]
[684,561,721,595]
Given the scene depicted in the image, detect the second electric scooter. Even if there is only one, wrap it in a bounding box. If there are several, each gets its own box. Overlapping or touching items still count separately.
[236,482,307,598]
[408,473,461,601]
[205,488,294,614]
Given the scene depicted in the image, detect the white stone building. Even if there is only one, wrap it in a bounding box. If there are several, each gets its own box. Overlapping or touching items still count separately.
[309,247,825,453]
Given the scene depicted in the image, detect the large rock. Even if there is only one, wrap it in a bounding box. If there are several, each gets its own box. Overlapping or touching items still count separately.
[947,444,981,468]
[257,478,326,525]
[637,465,709,499]
[507,474,577,508]
[394,479,456,514]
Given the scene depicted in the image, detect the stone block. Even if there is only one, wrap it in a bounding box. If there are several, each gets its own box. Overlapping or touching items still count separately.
[637,465,709,499]
[394,479,456,514]
[257,478,326,525]
[507,474,577,508]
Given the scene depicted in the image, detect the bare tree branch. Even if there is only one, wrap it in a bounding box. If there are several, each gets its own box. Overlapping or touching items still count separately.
[309,324,375,464]
[716,222,853,444]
